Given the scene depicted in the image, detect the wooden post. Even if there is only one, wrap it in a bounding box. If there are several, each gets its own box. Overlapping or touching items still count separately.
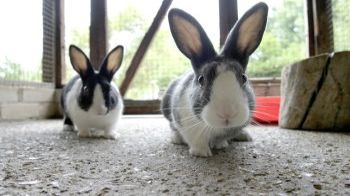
[314,0,334,55]
[54,0,65,88]
[90,0,107,70]
[119,0,173,97]
[42,0,55,83]
[219,0,238,47]
[305,0,334,56]
[305,0,316,57]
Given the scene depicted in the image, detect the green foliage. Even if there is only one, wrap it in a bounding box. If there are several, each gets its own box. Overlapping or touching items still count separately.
[125,30,189,99]
[0,57,41,81]
[71,29,89,52]
[107,5,189,99]
[332,0,350,51]
[1,1,348,89]
[66,1,348,99]
[108,5,147,34]
[108,6,148,88]
[247,0,306,77]
[0,57,22,80]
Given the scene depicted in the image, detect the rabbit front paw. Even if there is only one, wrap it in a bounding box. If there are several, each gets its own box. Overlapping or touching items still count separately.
[77,130,91,138]
[213,140,229,149]
[232,130,252,142]
[103,131,118,140]
[189,145,212,157]
[171,131,185,145]
[63,125,74,132]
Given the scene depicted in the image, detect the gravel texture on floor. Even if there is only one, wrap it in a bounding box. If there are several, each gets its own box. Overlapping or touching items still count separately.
[1,116,350,195]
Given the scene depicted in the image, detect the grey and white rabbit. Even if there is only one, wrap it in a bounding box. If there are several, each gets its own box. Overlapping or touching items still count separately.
[161,3,268,156]
[61,45,124,139]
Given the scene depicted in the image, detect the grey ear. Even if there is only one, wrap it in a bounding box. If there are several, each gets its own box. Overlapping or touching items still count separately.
[221,2,268,66]
[99,46,123,81]
[69,45,94,79]
[168,8,216,72]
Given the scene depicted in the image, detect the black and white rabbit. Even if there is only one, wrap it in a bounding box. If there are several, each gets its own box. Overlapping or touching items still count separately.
[61,45,124,139]
[161,3,268,156]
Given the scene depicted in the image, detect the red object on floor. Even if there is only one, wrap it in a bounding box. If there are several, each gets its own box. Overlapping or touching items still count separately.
[252,96,280,125]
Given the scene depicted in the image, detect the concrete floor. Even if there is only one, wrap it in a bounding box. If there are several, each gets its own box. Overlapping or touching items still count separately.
[1,116,350,195]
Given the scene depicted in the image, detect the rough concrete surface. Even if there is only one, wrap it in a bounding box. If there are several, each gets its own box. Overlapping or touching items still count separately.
[1,116,350,195]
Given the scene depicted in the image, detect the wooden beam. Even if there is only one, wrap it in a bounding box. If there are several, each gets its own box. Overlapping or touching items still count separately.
[119,0,173,97]
[42,0,55,83]
[90,0,107,70]
[313,0,334,55]
[305,0,316,57]
[54,0,65,88]
[306,0,334,56]
[219,0,238,47]
[124,99,161,114]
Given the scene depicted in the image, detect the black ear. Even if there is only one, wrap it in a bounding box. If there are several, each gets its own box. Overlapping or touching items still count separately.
[69,45,94,80]
[99,45,124,81]
[168,8,216,72]
[220,2,268,68]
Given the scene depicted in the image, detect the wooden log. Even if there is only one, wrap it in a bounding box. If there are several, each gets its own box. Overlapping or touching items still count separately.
[279,51,350,130]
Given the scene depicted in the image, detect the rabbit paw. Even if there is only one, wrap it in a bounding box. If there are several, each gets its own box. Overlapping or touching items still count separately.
[189,146,212,157]
[171,131,185,144]
[213,140,229,149]
[63,125,74,132]
[103,131,118,140]
[77,130,91,138]
[233,130,252,142]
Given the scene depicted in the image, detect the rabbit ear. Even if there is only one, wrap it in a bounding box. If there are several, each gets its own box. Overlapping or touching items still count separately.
[221,2,268,67]
[168,8,216,72]
[99,45,123,81]
[69,45,94,79]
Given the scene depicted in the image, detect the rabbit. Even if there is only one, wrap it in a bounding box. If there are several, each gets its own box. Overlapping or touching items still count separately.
[161,3,268,156]
[61,45,124,139]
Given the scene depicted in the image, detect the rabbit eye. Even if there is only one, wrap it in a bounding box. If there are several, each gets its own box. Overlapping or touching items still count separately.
[197,75,204,87]
[82,86,88,94]
[242,74,248,84]
[110,97,115,105]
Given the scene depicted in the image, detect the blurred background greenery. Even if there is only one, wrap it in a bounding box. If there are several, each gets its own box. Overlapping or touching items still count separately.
[0,0,349,100]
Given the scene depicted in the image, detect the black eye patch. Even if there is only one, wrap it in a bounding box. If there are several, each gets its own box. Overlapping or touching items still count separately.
[242,74,247,84]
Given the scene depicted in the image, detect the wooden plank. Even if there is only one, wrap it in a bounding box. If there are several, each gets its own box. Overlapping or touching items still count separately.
[219,0,238,47]
[124,99,161,114]
[90,0,107,70]
[119,0,173,97]
[54,0,65,88]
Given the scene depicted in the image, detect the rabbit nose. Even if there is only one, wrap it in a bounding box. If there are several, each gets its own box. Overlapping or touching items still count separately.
[217,113,231,126]
[218,112,234,119]
[97,105,108,115]
[217,110,237,123]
